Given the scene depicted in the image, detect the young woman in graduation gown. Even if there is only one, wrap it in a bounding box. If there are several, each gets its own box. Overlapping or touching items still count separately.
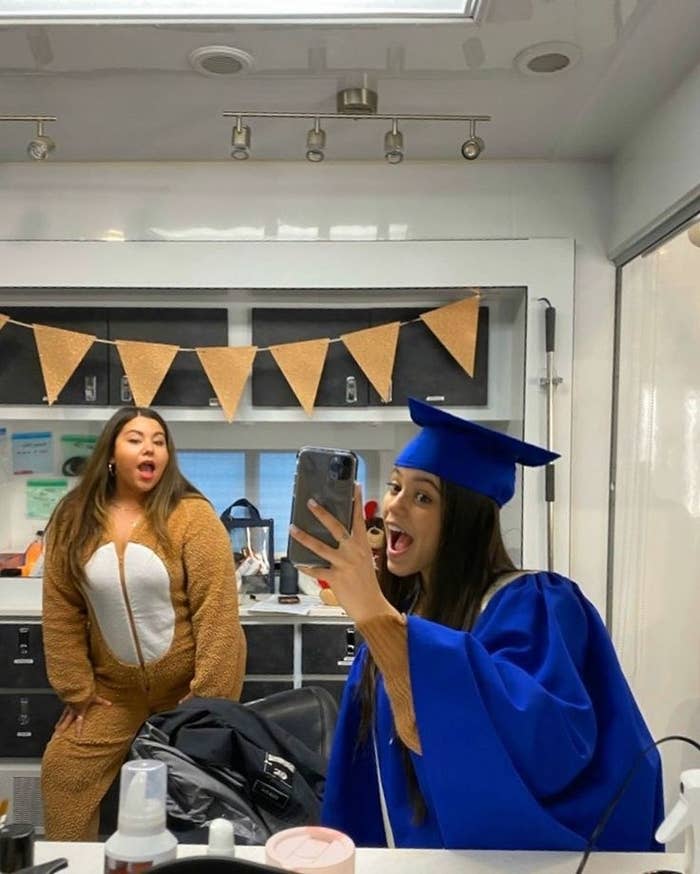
[290,398,663,851]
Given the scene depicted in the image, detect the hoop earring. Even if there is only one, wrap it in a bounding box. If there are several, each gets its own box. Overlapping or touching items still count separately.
[108,462,115,477]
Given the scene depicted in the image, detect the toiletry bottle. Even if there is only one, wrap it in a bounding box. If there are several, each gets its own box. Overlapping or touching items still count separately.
[104,759,177,873]
[207,818,236,858]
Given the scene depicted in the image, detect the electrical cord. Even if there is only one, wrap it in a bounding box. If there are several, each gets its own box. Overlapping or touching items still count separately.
[575,733,700,874]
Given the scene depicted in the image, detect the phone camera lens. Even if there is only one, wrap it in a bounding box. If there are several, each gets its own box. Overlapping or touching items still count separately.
[329,457,342,480]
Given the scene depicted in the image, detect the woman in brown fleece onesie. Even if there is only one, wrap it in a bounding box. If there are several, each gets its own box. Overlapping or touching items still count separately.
[41,407,246,841]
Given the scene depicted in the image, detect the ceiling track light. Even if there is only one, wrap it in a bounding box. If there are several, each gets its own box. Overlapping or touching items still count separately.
[230,115,251,160]
[305,117,326,163]
[0,115,57,161]
[222,90,489,163]
[461,118,485,161]
[384,119,404,165]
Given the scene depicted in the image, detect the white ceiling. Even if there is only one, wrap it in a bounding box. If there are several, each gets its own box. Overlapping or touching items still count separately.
[1,0,700,163]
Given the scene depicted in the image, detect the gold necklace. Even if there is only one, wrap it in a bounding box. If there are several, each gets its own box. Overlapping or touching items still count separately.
[110,502,143,530]
[111,502,144,512]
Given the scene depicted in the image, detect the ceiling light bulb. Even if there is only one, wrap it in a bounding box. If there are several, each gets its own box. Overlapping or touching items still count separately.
[306,119,326,163]
[384,120,404,165]
[461,136,484,160]
[27,134,55,161]
[231,117,251,160]
[461,119,484,160]
[27,120,55,161]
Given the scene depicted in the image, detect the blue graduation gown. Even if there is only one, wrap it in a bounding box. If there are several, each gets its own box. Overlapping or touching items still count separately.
[321,572,663,850]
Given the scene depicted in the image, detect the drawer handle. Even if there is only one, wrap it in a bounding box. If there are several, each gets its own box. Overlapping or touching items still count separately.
[84,374,97,403]
[337,626,356,667]
[345,376,358,404]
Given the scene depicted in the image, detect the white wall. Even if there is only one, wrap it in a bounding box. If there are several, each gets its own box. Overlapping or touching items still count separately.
[0,159,614,609]
[610,58,700,258]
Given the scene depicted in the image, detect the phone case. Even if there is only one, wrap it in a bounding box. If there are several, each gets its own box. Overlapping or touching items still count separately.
[287,446,358,568]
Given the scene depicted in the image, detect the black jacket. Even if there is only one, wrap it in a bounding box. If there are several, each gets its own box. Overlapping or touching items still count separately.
[132,697,327,845]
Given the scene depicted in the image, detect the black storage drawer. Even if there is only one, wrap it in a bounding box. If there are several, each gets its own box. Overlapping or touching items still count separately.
[0,623,50,688]
[240,680,294,704]
[0,691,63,757]
[108,307,228,407]
[242,624,294,675]
[0,307,109,405]
[301,624,358,675]
[368,305,490,407]
[251,308,370,408]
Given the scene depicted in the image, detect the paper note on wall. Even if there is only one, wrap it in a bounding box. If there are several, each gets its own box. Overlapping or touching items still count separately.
[61,434,97,477]
[12,432,53,476]
[26,479,68,519]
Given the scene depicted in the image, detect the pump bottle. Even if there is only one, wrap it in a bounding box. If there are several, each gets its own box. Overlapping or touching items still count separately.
[104,759,177,873]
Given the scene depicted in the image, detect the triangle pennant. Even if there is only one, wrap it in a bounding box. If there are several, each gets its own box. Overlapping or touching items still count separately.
[341,322,400,403]
[420,295,480,377]
[33,324,96,405]
[270,338,329,416]
[115,339,179,408]
[0,314,8,332]
[196,345,257,423]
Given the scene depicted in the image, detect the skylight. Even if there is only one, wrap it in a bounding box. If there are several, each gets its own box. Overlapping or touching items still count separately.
[0,0,486,22]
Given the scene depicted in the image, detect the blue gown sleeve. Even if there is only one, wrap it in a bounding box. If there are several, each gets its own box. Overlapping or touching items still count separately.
[407,572,662,850]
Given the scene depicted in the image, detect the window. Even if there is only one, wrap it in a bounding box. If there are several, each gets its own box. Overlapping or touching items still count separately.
[178,449,368,555]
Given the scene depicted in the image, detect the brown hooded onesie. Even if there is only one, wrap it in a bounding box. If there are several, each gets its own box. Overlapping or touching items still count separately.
[41,496,246,841]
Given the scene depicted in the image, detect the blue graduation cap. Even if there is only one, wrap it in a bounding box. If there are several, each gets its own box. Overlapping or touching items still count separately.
[395,398,559,507]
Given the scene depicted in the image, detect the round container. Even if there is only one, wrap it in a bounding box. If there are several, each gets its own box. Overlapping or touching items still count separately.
[0,823,34,874]
[265,826,354,874]
[278,558,299,595]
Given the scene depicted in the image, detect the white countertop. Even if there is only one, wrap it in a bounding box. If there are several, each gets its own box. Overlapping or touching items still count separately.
[34,841,685,874]
[0,579,349,623]
[0,577,42,617]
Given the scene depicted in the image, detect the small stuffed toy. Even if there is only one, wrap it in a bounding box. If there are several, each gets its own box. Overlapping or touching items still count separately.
[318,500,386,607]
[364,500,386,572]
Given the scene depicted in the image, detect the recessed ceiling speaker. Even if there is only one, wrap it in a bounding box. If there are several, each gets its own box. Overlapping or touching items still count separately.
[189,46,254,77]
[514,41,581,76]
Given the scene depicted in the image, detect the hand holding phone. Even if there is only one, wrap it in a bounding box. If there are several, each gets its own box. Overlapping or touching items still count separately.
[287,446,358,568]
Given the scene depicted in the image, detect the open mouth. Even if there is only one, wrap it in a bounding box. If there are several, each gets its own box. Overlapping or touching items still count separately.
[387,526,413,556]
[138,461,156,478]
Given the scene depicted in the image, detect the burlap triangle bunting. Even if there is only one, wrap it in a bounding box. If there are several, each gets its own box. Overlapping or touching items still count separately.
[33,324,96,405]
[115,339,179,408]
[420,295,480,377]
[196,346,257,423]
[341,322,400,403]
[270,338,329,416]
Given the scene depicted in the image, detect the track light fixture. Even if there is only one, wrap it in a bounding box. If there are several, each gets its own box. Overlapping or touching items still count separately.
[384,119,404,165]
[230,116,251,160]
[461,118,485,161]
[0,115,57,161]
[223,88,489,163]
[305,118,326,163]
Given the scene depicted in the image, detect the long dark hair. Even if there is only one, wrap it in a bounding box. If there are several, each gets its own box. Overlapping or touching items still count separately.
[47,407,202,589]
[358,477,517,821]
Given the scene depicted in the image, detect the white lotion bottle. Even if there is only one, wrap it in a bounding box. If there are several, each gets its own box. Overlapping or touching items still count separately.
[104,759,177,873]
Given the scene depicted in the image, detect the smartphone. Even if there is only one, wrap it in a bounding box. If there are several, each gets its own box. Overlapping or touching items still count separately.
[287,446,358,568]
